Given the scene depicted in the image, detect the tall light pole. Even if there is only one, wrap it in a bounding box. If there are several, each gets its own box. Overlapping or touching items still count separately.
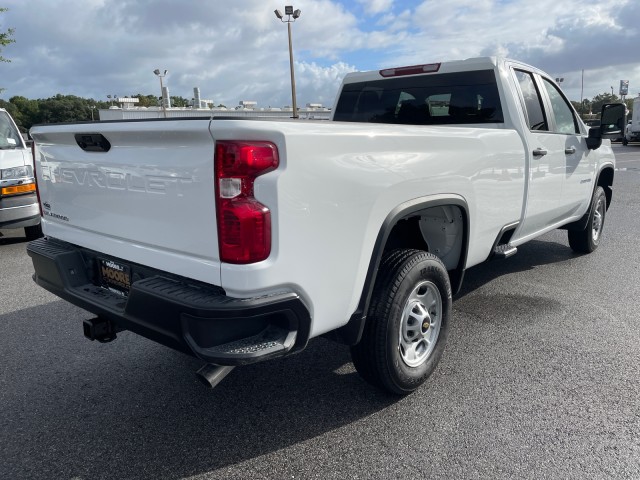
[154,69,168,118]
[274,6,301,119]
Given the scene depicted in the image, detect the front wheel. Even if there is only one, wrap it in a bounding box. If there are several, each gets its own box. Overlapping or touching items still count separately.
[350,249,451,395]
[568,186,606,253]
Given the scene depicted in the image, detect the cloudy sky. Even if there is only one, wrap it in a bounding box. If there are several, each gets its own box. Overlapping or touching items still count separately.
[0,0,638,108]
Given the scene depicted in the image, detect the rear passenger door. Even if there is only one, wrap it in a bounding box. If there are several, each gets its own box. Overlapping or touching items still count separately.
[513,69,566,239]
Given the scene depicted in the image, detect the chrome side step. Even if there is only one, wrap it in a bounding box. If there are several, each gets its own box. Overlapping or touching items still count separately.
[493,243,518,259]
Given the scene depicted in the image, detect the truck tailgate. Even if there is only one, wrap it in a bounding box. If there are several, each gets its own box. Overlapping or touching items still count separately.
[30,119,221,285]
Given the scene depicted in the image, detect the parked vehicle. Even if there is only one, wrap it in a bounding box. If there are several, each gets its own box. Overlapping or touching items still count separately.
[27,57,623,394]
[0,108,42,239]
[623,96,640,145]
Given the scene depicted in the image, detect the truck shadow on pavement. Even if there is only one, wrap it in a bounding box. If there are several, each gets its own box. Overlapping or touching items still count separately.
[0,234,29,246]
[0,300,396,480]
[1,236,578,479]
[456,236,576,298]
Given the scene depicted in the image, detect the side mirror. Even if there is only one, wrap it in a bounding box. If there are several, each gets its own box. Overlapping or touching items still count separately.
[586,127,602,150]
[600,103,626,138]
[585,103,626,150]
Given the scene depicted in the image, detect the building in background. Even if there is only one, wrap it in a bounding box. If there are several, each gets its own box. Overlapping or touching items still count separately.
[99,92,332,121]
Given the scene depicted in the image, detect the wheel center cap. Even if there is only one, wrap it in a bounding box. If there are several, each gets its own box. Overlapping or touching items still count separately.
[422,314,430,332]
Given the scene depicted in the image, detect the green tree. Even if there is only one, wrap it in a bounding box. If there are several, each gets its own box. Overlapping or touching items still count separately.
[0,7,14,62]
[131,93,159,107]
[1,7,15,93]
[570,100,582,113]
[37,94,98,124]
[589,92,620,114]
[7,95,40,129]
[170,95,190,107]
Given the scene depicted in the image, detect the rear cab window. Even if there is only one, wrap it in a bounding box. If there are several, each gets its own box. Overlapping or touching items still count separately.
[333,70,504,125]
[514,70,548,131]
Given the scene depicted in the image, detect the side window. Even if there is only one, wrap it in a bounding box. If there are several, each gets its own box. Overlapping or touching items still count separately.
[542,78,579,134]
[0,112,20,148]
[514,70,548,131]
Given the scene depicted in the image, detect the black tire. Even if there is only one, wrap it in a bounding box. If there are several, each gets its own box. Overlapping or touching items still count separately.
[568,186,606,253]
[24,223,43,241]
[350,249,451,395]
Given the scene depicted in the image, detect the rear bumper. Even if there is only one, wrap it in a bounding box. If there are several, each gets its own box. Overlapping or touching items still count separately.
[27,237,311,365]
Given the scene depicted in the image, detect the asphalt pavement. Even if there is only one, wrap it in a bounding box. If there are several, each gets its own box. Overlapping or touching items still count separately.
[1,143,639,479]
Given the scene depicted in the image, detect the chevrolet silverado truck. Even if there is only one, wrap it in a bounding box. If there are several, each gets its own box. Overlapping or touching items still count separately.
[0,108,42,239]
[27,57,624,394]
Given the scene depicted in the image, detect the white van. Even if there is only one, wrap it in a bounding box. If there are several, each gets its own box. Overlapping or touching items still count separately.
[0,108,41,239]
[623,96,640,145]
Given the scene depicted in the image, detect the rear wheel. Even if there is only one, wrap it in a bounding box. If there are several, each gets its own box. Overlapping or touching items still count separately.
[350,249,451,395]
[568,186,606,253]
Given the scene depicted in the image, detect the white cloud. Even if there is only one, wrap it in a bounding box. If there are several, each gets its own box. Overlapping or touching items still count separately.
[356,0,394,16]
[295,61,358,106]
[0,0,638,107]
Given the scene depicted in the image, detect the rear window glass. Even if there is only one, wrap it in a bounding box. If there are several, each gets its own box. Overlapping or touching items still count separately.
[333,69,503,125]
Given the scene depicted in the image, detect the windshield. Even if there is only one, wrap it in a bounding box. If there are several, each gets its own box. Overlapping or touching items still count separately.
[0,111,23,149]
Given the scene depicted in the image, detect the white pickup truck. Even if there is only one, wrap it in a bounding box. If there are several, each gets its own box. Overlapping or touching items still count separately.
[27,57,623,394]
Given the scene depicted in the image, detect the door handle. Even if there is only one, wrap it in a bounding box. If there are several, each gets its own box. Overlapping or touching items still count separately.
[565,147,576,154]
[533,148,547,157]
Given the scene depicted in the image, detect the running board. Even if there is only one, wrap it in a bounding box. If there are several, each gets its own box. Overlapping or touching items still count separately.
[493,243,518,259]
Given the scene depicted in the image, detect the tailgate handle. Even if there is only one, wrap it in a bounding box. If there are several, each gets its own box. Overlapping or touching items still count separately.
[74,133,111,152]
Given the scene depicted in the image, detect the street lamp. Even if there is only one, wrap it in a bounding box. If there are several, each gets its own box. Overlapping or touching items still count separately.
[274,6,301,119]
[154,69,168,118]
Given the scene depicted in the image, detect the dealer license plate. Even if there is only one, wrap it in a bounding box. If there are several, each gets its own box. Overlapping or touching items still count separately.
[98,258,132,296]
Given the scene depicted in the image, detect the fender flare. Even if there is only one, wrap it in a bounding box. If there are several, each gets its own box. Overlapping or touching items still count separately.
[328,195,470,345]
[563,164,614,232]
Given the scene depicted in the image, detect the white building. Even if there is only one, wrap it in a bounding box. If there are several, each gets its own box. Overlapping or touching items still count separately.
[99,104,332,121]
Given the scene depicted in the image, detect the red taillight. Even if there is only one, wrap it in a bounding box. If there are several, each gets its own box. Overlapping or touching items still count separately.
[215,141,278,264]
[32,141,43,217]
